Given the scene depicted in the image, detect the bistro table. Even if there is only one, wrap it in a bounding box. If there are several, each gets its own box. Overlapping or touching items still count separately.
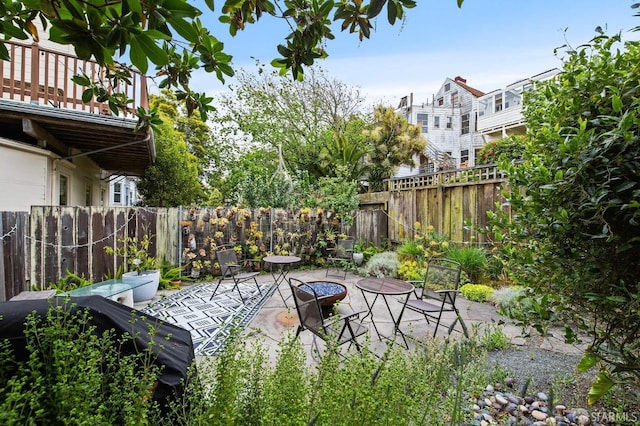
[355,277,414,348]
[263,255,301,306]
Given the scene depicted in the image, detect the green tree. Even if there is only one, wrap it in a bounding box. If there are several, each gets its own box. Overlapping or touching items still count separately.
[214,65,368,182]
[363,105,427,191]
[491,27,640,401]
[137,96,203,206]
[0,0,420,127]
[317,165,359,226]
[317,116,371,183]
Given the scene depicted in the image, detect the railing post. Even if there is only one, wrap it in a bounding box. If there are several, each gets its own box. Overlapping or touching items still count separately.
[30,43,40,104]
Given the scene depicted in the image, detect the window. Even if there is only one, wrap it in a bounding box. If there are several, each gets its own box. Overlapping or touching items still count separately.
[460,149,469,163]
[451,92,459,106]
[433,116,440,129]
[114,183,122,204]
[474,148,482,164]
[416,113,428,133]
[461,113,470,135]
[478,98,490,117]
[446,116,452,129]
[495,93,503,112]
[59,174,69,206]
[85,181,92,206]
[505,89,520,109]
[444,83,450,92]
[437,97,444,106]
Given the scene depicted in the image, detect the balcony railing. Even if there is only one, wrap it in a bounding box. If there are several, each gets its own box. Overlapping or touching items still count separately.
[1,40,148,118]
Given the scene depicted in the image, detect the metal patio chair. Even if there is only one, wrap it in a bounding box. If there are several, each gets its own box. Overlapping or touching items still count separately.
[289,278,367,355]
[401,258,469,338]
[210,248,262,303]
[325,238,355,279]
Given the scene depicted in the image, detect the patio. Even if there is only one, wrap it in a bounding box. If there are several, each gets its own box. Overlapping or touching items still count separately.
[138,268,583,363]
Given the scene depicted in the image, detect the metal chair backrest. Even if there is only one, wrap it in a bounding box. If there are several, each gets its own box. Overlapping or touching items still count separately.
[422,258,462,299]
[289,278,324,334]
[216,249,240,278]
[335,238,354,259]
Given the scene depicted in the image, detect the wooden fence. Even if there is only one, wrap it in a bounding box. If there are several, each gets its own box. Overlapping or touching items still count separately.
[0,165,507,300]
[370,164,508,245]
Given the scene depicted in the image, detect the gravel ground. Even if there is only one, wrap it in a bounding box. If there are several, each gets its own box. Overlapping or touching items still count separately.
[486,342,595,403]
[482,342,640,425]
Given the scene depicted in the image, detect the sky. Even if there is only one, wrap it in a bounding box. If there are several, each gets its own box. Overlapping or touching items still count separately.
[181,0,640,109]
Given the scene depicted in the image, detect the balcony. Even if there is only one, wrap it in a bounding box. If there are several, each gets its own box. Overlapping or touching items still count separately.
[1,40,148,116]
[0,40,154,176]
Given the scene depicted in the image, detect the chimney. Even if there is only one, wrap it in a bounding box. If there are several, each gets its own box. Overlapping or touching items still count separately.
[454,76,466,84]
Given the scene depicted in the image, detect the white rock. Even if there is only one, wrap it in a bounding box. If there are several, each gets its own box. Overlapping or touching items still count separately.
[577,414,591,425]
[531,410,548,421]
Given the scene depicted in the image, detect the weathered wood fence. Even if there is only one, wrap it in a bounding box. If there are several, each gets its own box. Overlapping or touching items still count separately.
[0,164,507,300]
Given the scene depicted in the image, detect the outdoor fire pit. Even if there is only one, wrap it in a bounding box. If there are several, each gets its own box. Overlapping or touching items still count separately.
[299,281,347,318]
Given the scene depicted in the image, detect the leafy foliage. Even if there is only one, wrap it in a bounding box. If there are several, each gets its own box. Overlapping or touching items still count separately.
[0,0,422,127]
[363,105,427,191]
[476,135,527,165]
[445,246,488,283]
[0,305,163,424]
[490,25,640,400]
[136,93,204,206]
[459,283,494,302]
[317,165,359,226]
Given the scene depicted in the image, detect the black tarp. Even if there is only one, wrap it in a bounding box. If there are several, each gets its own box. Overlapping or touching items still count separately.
[0,295,195,405]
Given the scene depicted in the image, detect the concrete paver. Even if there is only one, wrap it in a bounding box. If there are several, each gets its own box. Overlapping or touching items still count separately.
[144,268,587,363]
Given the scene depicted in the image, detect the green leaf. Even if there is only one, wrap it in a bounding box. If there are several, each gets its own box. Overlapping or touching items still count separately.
[133,33,169,66]
[612,94,622,112]
[0,42,8,61]
[367,0,386,18]
[588,371,615,405]
[3,22,29,40]
[387,0,398,25]
[168,16,199,42]
[577,352,598,372]
[81,88,93,103]
[129,37,148,74]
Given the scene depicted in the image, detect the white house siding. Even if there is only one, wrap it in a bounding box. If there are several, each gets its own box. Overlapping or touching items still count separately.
[0,137,107,211]
[399,77,485,175]
[0,138,49,211]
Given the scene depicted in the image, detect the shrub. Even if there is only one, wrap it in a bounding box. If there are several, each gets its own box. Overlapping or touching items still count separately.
[459,283,494,302]
[0,304,164,424]
[490,286,526,312]
[477,323,511,351]
[490,26,640,401]
[396,240,423,262]
[445,246,488,283]
[360,251,400,278]
[398,260,425,281]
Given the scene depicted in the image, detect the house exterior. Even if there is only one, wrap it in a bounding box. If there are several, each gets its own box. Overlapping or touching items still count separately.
[110,176,140,207]
[476,68,560,141]
[397,76,486,176]
[396,70,561,179]
[0,30,154,212]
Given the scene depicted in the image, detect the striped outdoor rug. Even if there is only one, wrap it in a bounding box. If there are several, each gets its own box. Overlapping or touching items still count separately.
[140,281,276,356]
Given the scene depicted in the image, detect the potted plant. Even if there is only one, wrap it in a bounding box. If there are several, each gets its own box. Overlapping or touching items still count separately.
[353,241,365,266]
[105,234,160,303]
[160,261,185,289]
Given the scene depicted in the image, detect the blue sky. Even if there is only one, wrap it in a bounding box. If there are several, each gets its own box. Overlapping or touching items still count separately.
[185,1,640,108]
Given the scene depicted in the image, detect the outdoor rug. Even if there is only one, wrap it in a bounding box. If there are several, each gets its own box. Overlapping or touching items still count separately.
[140,281,277,356]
